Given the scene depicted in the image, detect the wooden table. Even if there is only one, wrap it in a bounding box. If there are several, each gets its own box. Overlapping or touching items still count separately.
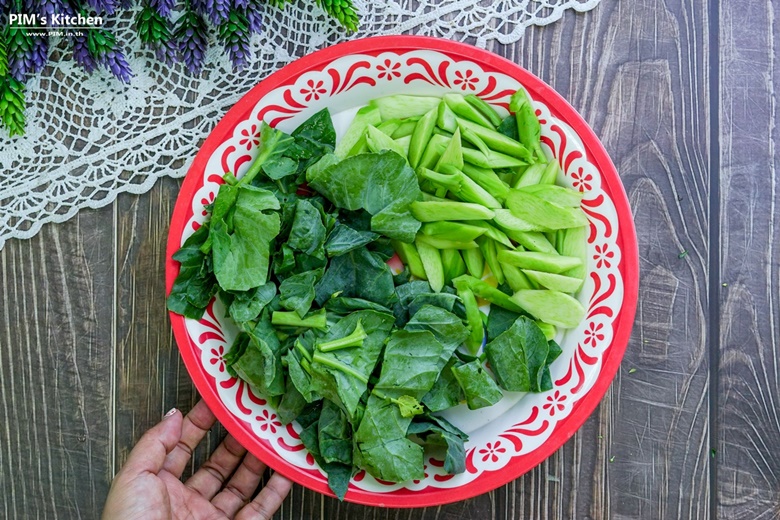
[2,1,776,518]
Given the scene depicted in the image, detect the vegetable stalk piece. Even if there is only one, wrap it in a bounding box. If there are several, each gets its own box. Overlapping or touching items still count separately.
[417,167,501,209]
[440,249,467,284]
[415,239,445,292]
[437,100,458,133]
[497,250,582,274]
[410,200,495,222]
[462,147,527,169]
[334,105,381,158]
[457,117,533,161]
[478,237,504,285]
[408,107,438,168]
[317,320,367,352]
[452,275,525,314]
[461,247,485,278]
[416,234,479,250]
[365,125,407,157]
[461,163,510,202]
[453,278,485,354]
[510,87,545,161]
[391,239,427,279]
[443,93,495,128]
[510,290,586,328]
[370,95,441,121]
[464,94,504,127]
[271,309,328,330]
[421,221,486,242]
[506,190,589,230]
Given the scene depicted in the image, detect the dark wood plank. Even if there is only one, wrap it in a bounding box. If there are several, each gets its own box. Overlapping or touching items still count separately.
[0,207,115,519]
[111,175,227,480]
[717,1,780,518]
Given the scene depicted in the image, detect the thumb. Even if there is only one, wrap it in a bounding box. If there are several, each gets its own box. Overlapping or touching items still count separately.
[121,408,183,477]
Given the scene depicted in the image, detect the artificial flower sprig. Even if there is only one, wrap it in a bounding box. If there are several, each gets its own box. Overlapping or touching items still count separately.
[0,0,359,136]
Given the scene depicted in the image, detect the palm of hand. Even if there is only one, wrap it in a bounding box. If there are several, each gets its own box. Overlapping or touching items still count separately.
[102,402,291,520]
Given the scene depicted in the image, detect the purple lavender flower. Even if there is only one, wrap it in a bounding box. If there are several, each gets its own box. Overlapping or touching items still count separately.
[233,0,247,9]
[175,10,208,74]
[218,11,251,70]
[206,0,230,25]
[7,28,34,81]
[71,34,98,73]
[149,0,176,17]
[100,49,133,83]
[29,33,48,74]
[226,40,249,70]
[40,0,73,16]
[83,0,119,15]
[244,3,262,35]
[154,37,177,65]
[189,0,208,16]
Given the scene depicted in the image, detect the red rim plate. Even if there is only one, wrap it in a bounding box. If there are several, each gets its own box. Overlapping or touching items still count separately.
[165,35,639,508]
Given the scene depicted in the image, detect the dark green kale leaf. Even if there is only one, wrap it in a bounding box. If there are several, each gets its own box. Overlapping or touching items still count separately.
[210,184,281,292]
[486,305,523,342]
[451,360,503,410]
[353,394,424,483]
[421,357,464,412]
[325,224,379,257]
[483,316,549,392]
[538,339,563,392]
[279,269,323,318]
[306,150,422,242]
[310,311,395,422]
[230,317,285,398]
[373,329,446,402]
[167,223,218,319]
[318,399,352,466]
[277,376,308,425]
[314,248,395,307]
[404,305,469,360]
[324,297,393,316]
[407,414,468,475]
[287,198,327,257]
[223,282,277,323]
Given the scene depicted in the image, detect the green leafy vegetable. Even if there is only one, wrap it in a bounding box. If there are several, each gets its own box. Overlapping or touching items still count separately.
[310,311,395,421]
[451,360,503,410]
[483,316,549,392]
[279,269,323,318]
[306,150,422,242]
[353,394,424,483]
[408,414,468,475]
[211,184,281,292]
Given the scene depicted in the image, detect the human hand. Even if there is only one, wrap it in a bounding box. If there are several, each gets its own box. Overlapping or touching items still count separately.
[102,400,292,520]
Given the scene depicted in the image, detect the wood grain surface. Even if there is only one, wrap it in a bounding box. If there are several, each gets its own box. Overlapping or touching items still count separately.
[1,0,769,518]
[717,0,780,519]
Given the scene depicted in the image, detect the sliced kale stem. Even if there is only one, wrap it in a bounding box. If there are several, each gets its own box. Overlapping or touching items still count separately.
[294,339,312,363]
[271,310,327,329]
[300,357,312,375]
[317,320,367,352]
[312,351,369,384]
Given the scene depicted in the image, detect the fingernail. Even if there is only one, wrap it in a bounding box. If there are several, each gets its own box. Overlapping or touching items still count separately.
[164,408,178,418]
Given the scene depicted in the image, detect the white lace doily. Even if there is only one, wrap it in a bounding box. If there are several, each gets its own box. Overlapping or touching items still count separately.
[0,0,601,251]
